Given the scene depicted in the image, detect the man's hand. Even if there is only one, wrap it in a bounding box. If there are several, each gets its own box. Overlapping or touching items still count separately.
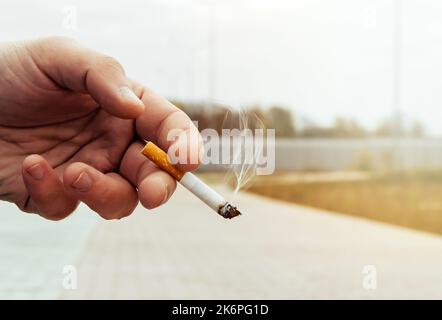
[0,37,201,220]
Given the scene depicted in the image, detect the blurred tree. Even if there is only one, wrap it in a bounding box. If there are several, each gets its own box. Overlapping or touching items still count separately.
[268,106,296,137]
[171,100,425,139]
[409,120,425,137]
[301,124,331,138]
[375,116,401,137]
[375,112,425,138]
[246,106,274,130]
[332,117,367,138]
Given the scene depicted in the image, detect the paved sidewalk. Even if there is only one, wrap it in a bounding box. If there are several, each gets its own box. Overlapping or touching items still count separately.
[0,202,98,299]
[62,185,442,299]
[2,183,442,299]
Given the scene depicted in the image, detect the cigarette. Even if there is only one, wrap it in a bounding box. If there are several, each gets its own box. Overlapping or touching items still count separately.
[141,141,241,219]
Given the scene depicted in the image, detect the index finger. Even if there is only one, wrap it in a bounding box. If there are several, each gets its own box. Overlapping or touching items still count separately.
[30,37,145,119]
[133,84,203,172]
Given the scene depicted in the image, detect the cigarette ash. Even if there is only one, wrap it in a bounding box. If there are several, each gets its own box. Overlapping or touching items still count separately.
[218,203,242,219]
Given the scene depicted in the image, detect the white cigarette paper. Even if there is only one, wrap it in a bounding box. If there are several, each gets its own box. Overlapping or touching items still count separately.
[180,172,227,212]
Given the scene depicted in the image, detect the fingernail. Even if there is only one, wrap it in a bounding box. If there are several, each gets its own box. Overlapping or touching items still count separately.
[118,87,145,111]
[26,163,44,180]
[71,171,92,192]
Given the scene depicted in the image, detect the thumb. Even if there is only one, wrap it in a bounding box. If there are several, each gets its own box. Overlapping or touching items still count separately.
[29,37,145,119]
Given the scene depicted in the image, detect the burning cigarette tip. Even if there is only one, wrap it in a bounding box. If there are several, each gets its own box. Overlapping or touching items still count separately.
[219,203,242,219]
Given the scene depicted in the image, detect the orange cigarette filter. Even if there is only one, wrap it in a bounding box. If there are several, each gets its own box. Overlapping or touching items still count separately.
[141,142,184,180]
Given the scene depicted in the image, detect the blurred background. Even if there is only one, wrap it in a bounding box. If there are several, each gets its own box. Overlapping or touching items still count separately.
[1,0,442,299]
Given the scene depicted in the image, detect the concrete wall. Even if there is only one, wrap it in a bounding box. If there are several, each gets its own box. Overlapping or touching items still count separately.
[198,138,442,172]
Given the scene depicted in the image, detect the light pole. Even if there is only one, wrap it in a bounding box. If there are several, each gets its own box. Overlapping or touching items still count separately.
[392,0,403,136]
[392,0,404,170]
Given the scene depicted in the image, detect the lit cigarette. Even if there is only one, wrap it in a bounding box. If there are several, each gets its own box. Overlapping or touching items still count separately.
[141,141,241,219]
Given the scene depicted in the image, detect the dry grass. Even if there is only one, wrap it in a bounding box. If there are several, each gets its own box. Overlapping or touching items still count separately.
[248,171,442,235]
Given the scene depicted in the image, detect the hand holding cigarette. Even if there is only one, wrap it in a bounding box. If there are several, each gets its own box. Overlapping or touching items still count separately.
[0,37,204,220]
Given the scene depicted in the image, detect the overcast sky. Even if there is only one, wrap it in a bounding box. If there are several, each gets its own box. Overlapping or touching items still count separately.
[1,0,442,135]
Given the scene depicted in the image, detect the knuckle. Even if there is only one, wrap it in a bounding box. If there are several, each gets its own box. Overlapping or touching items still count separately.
[16,195,37,214]
[17,202,36,214]
[131,82,146,99]
[96,55,124,73]
[40,36,76,48]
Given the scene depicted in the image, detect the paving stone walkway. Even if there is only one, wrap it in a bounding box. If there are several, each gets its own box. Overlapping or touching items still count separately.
[2,184,442,299]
